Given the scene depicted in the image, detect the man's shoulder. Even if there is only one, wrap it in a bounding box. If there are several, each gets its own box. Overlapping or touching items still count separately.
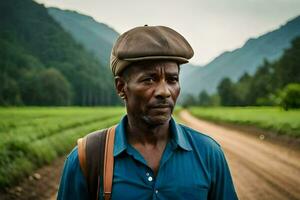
[177,123,221,149]
[65,146,80,170]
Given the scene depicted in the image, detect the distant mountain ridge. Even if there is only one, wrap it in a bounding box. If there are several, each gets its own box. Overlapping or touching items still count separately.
[48,7,119,67]
[180,15,300,97]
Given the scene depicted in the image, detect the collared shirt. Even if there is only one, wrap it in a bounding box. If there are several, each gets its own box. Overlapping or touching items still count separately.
[58,116,238,200]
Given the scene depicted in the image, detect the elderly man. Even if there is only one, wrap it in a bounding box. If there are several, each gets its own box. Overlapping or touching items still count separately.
[58,25,238,200]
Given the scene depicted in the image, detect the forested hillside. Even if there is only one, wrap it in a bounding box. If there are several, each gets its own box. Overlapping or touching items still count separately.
[0,0,120,106]
[217,36,300,108]
[48,7,119,67]
[181,15,300,96]
[187,36,300,108]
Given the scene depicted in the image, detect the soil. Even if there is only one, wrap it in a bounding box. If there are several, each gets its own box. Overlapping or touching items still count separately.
[1,110,299,200]
[0,157,65,200]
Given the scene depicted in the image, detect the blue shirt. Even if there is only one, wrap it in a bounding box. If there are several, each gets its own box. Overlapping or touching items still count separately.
[58,116,238,200]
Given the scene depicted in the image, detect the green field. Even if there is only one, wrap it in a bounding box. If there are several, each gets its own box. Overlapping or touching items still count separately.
[0,107,125,187]
[2,106,299,188]
[188,107,300,137]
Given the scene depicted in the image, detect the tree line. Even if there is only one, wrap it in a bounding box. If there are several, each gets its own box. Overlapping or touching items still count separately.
[183,36,300,110]
[0,0,121,106]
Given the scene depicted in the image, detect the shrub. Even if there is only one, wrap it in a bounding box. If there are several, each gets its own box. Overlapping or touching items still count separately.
[280,83,300,110]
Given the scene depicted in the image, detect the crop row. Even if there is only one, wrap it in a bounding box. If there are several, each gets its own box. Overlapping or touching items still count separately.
[0,107,125,187]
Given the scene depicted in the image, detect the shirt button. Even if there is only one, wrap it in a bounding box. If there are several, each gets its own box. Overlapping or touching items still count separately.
[148,176,153,182]
[155,190,158,194]
[146,172,150,176]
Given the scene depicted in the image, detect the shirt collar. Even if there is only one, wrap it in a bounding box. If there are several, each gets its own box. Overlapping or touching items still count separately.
[113,115,128,156]
[113,115,192,157]
[169,117,192,151]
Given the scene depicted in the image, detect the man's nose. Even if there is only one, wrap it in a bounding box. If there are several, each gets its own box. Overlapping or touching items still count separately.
[155,80,171,99]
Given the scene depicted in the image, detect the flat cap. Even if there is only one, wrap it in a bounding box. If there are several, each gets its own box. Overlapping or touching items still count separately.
[110,25,194,76]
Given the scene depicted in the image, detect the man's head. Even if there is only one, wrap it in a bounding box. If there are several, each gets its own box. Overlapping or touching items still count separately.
[115,60,180,126]
[110,25,193,126]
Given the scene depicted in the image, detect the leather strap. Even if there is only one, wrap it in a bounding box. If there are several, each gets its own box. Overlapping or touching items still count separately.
[103,126,116,200]
[77,137,87,177]
[77,125,116,200]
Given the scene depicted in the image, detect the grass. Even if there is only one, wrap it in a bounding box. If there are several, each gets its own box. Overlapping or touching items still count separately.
[0,107,125,188]
[5,106,294,188]
[187,106,300,138]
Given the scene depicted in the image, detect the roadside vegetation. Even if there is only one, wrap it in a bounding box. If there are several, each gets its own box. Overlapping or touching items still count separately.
[0,107,125,188]
[188,106,300,137]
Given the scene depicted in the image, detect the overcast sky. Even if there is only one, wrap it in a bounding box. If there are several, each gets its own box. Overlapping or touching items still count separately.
[35,0,300,65]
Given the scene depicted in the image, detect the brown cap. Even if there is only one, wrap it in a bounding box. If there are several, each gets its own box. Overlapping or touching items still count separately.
[110,25,194,76]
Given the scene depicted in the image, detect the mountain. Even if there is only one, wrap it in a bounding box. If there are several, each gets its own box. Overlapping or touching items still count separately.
[47,7,119,67]
[0,0,119,106]
[180,15,300,97]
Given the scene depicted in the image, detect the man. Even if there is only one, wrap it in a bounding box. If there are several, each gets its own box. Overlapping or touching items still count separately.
[58,25,238,200]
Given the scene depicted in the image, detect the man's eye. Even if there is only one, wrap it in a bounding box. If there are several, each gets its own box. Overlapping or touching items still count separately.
[142,77,154,83]
[168,77,179,83]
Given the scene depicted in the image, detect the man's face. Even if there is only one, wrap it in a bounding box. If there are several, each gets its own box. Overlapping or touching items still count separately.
[119,60,180,126]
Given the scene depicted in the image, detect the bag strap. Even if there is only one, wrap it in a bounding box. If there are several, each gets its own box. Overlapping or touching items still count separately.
[77,125,116,200]
[103,126,116,200]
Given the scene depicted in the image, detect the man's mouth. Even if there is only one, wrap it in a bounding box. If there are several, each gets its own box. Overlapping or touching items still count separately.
[149,104,173,113]
[151,104,171,108]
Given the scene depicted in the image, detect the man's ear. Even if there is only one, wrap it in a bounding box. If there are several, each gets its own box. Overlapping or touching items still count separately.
[114,76,127,100]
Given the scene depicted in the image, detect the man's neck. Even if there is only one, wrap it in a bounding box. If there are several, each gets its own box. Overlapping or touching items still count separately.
[126,115,171,147]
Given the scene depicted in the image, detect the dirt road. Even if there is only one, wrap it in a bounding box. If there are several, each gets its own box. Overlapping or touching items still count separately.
[179,110,300,200]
